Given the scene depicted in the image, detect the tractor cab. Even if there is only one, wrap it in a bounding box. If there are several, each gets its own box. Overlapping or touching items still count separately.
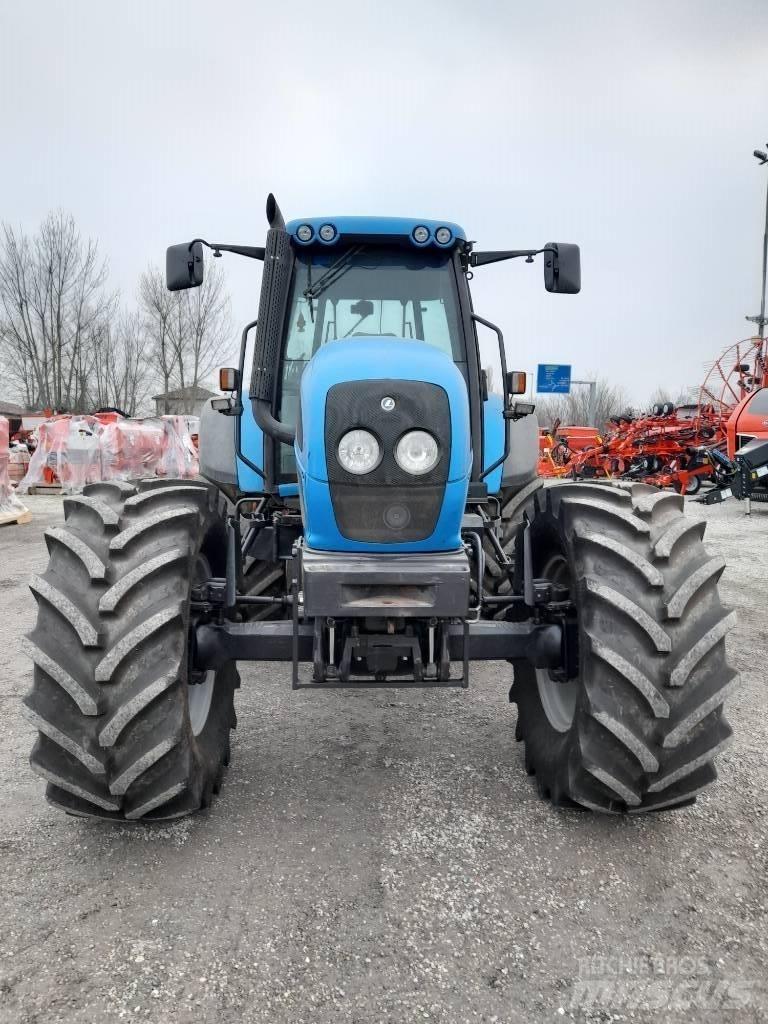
[166,198,580,521]
[276,217,470,482]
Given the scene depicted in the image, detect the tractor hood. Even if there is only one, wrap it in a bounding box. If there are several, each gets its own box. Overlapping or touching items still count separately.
[294,338,472,552]
[296,338,471,483]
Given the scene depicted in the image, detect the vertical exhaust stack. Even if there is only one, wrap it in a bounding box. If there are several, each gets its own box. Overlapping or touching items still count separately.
[250,194,296,445]
[266,193,285,230]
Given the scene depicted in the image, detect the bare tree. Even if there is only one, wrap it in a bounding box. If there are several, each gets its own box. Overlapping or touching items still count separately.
[139,266,176,412]
[646,386,692,411]
[89,311,149,415]
[536,376,632,432]
[180,262,232,390]
[0,212,116,410]
[116,311,150,415]
[140,261,233,412]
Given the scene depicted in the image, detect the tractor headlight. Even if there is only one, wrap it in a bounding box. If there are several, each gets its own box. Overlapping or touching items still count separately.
[435,226,453,245]
[337,429,381,475]
[412,225,430,244]
[296,224,314,243]
[395,430,440,475]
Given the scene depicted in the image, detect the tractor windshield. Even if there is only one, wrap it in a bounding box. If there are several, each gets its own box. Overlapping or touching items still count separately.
[276,245,465,477]
[283,246,463,361]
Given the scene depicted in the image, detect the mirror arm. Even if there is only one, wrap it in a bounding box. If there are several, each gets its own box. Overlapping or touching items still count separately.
[189,239,266,261]
[469,246,556,268]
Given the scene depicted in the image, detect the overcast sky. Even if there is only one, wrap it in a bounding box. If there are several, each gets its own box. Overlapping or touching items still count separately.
[1,0,767,404]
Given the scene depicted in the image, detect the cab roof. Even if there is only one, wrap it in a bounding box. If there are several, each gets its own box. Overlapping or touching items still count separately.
[284,216,467,249]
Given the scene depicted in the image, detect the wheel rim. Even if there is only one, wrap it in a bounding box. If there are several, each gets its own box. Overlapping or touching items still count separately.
[188,553,215,738]
[188,671,215,736]
[535,553,578,732]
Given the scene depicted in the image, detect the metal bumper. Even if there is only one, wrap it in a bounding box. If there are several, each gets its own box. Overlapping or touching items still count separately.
[300,546,470,618]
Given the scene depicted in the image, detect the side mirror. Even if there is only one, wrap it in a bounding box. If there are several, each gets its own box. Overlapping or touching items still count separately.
[219,367,240,392]
[544,242,580,294]
[166,241,204,291]
[507,370,527,395]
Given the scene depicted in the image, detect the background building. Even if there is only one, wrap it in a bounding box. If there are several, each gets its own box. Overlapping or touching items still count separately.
[152,385,216,417]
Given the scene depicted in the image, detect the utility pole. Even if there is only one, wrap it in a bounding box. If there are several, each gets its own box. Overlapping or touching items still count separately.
[571,379,597,428]
[746,145,768,341]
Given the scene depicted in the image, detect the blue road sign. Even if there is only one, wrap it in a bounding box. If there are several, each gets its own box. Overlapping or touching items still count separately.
[536,363,572,394]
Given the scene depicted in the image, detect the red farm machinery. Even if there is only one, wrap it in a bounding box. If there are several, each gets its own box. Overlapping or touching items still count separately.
[538,335,768,502]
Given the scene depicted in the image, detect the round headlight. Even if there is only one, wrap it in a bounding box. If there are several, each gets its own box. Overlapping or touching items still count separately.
[395,430,440,475]
[435,226,452,245]
[412,225,430,244]
[319,223,337,242]
[337,429,381,475]
[296,224,314,242]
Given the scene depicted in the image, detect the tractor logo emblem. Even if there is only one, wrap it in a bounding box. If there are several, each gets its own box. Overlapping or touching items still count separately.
[381,397,396,411]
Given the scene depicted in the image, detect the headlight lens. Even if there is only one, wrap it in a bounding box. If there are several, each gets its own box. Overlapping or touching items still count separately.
[412,225,430,244]
[395,430,440,475]
[337,429,381,475]
[435,226,452,245]
[296,224,314,242]
[319,223,337,242]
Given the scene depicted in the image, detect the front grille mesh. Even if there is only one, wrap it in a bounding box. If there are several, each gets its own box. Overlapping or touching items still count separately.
[330,483,445,542]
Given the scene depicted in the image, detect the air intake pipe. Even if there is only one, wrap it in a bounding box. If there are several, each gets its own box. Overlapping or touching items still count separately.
[250,194,296,446]
[252,399,295,446]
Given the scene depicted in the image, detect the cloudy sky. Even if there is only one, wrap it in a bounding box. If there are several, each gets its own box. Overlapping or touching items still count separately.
[1,0,766,403]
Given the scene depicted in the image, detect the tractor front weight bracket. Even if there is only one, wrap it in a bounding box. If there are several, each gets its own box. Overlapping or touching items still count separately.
[194,617,563,688]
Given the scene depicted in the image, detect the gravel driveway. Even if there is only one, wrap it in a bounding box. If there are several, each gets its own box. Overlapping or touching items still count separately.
[0,493,766,1023]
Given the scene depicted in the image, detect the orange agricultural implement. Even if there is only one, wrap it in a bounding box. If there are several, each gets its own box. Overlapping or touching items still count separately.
[538,335,768,494]
[537,421,603,478]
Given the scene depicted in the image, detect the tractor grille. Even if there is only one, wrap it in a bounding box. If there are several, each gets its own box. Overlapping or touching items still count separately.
[324,379,451,543]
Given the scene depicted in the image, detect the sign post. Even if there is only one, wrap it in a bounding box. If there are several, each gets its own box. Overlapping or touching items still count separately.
[572,379,598,428]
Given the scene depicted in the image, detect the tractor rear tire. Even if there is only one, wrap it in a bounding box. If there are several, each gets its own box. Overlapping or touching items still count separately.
[509,482,736,813]
[24,478,239,821]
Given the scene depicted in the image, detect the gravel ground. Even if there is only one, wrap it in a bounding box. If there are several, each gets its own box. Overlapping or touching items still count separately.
[0,493,766,1024]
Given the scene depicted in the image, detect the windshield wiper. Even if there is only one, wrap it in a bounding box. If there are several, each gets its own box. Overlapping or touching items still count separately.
[303,246,364,302]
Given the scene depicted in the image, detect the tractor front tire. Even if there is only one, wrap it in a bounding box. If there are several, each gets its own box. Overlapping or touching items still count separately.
[510,482,736,813]
[24,479,238,820]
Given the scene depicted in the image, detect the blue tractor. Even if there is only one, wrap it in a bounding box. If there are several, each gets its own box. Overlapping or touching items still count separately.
[25,196,736,820]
